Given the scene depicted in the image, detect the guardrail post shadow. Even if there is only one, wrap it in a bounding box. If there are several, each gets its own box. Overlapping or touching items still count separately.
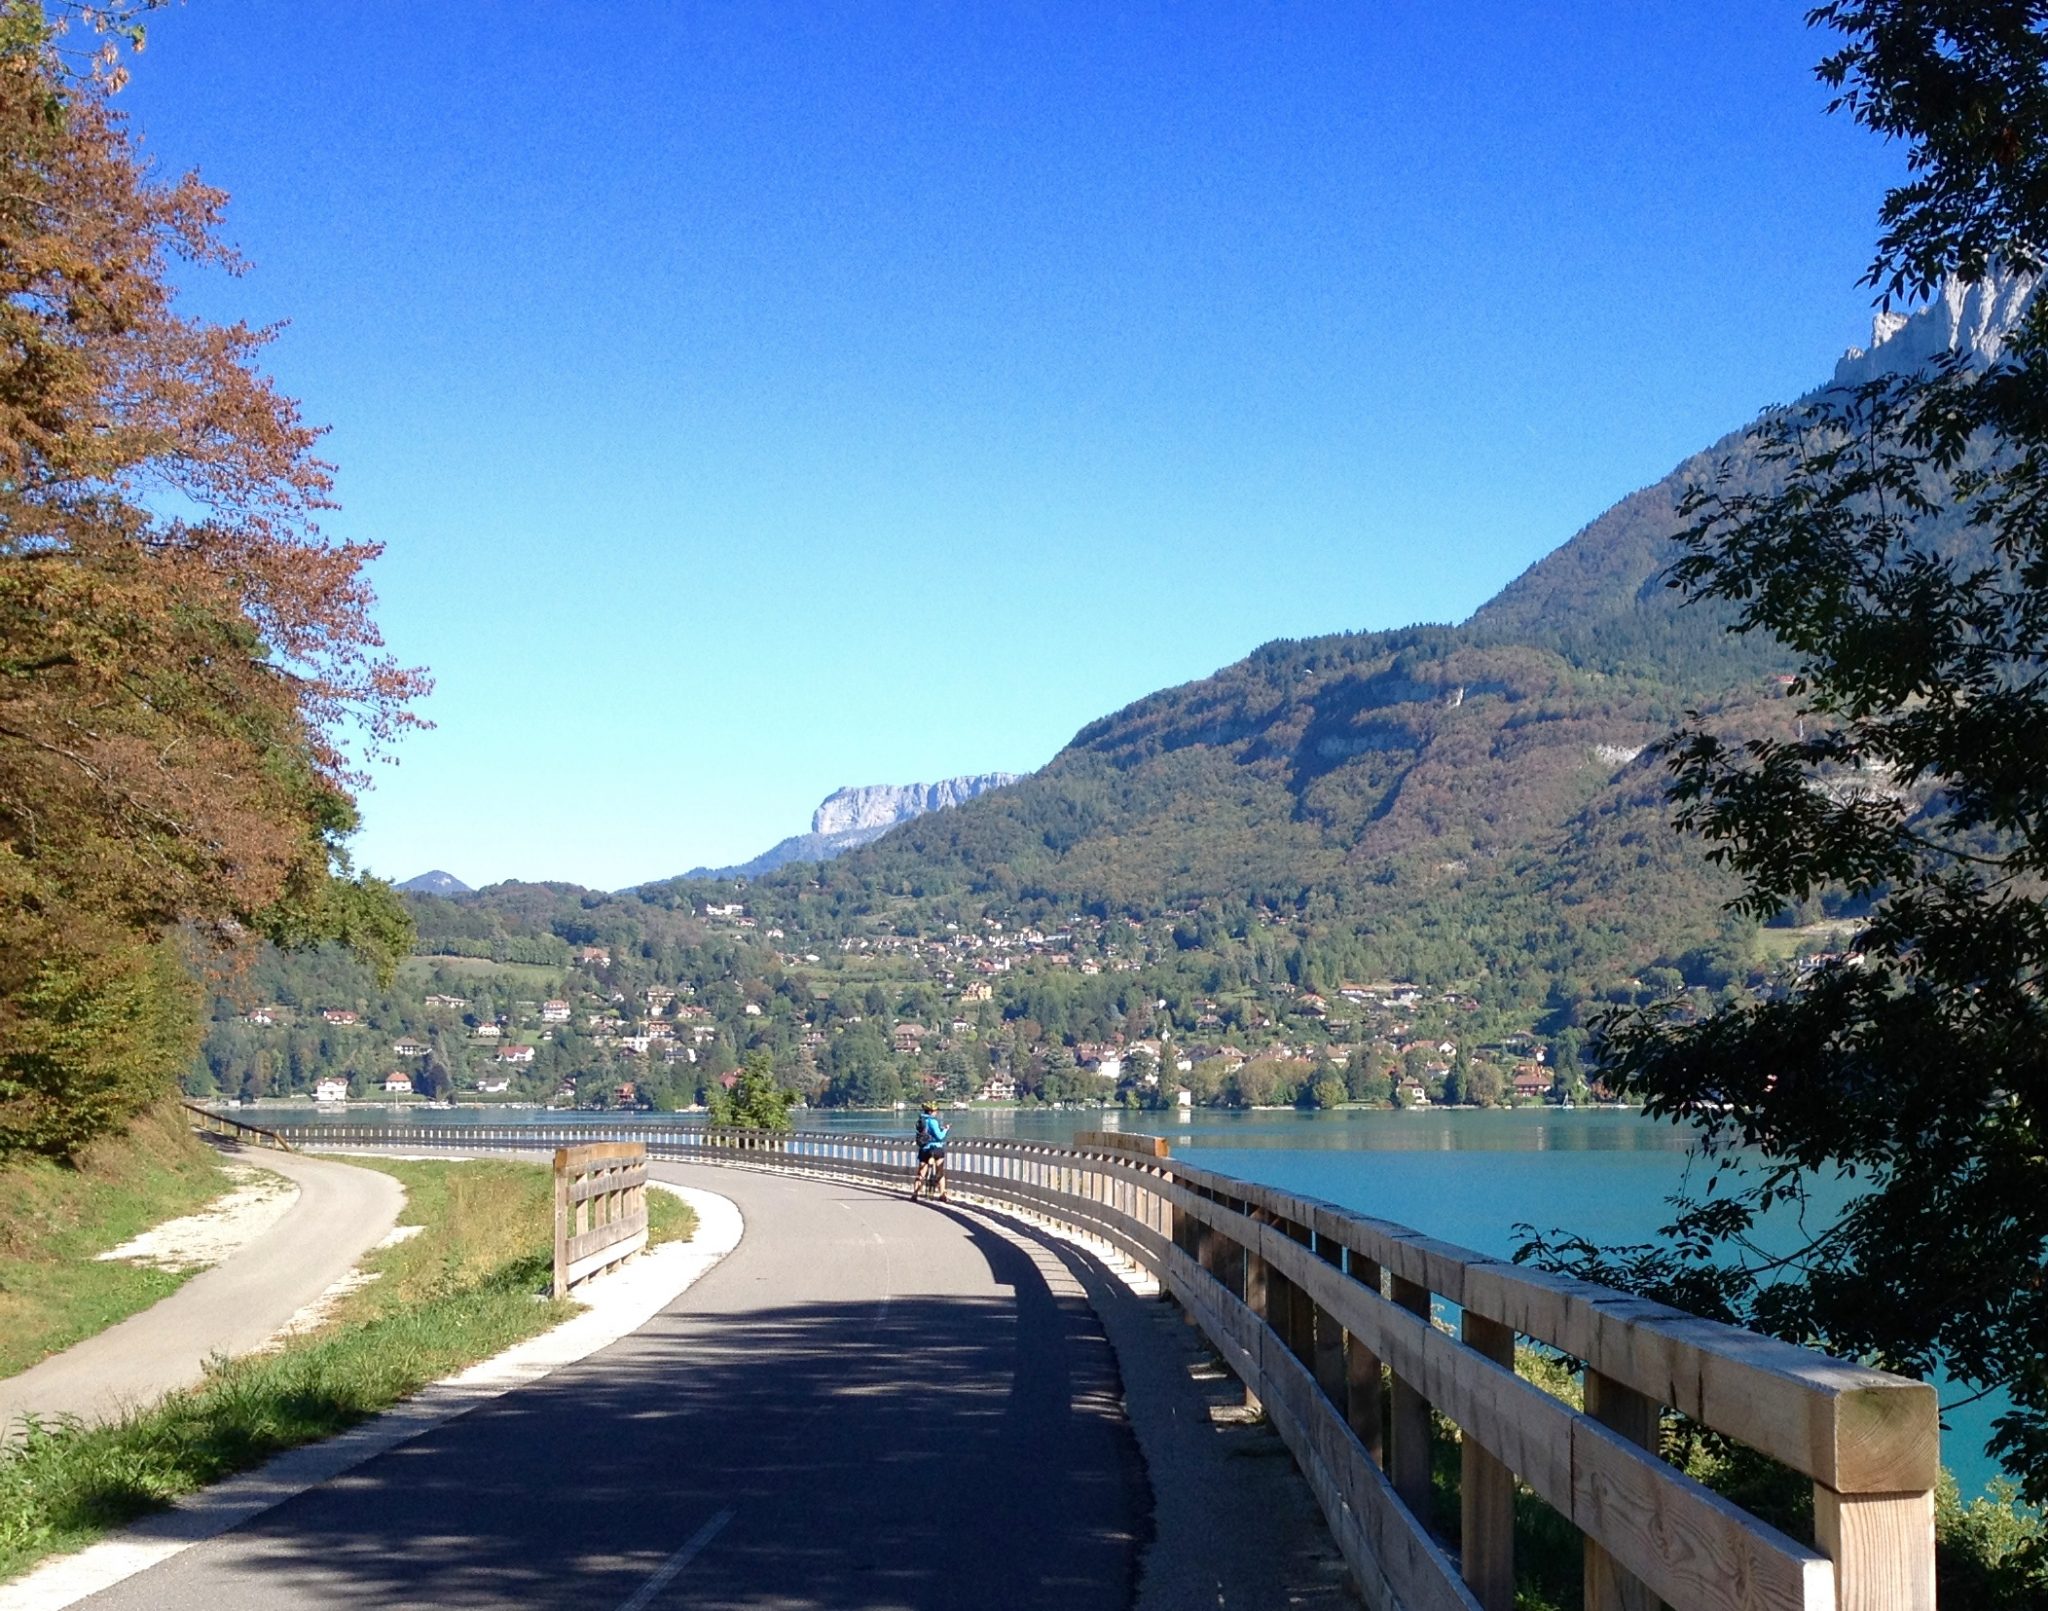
[1459,1310,1516,1611]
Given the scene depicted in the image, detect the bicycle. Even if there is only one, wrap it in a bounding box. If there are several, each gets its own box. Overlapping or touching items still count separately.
[911,1150,948,1202]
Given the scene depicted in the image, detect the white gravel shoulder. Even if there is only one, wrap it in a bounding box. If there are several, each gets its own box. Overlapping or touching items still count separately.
[0,1182,743,1611]
[93,1161,299,1273]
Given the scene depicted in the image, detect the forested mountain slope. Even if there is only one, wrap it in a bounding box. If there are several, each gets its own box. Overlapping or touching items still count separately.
[757,283,2032,993]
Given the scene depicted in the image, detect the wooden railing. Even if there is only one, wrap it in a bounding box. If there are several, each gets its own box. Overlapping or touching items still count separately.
[552,1142,648,1299]
[182,1100,294,1152]
[270,1121,1939,1611]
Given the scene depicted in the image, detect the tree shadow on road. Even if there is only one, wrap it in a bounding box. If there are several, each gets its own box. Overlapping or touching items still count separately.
[112,1194,1147,1611]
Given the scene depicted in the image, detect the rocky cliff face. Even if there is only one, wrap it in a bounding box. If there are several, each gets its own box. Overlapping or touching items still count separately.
[1832,267,2038,386]
[681,772,1022,882]
[811,774,1021,837]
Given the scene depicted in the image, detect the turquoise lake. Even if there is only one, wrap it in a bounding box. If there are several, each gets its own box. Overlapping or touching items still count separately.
[281,1101,2005,1496]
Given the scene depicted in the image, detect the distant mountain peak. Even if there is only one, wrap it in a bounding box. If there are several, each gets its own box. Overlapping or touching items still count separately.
[812,775,1022,837]
[398,869,471,896]
[677,771,1022,883]
[1833,267,2038,387]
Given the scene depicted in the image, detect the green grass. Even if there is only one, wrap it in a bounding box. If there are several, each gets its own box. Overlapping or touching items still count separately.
[0,1156,693,1581]
[0,1104,231,1381]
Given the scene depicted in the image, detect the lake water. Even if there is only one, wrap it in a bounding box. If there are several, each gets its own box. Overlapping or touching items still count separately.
[278,1101,2004,1494]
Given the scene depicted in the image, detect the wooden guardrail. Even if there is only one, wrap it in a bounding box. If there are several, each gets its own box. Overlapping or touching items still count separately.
[182,1100,294,1152]
[267,1120,1939,1611]
[552,1142,648,1299]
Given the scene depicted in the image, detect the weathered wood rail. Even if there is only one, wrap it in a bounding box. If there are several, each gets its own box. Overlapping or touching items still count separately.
[552,1141,648,1298]
[275,1121,1939,1611]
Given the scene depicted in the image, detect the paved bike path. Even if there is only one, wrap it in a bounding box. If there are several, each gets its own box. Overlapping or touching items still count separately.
[0,1149,403,1438]
[79,1162,1147,1611]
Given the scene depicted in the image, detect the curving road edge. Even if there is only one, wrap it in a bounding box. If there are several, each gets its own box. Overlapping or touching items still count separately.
[0,1182,744,1611]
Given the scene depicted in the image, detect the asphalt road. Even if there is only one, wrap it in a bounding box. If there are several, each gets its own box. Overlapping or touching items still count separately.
[0,1147,404,1436]
[79,1162,1148,1611]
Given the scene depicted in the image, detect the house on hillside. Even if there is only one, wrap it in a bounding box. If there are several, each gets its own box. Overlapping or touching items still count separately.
[495,1044,536,1064]
[423,993,467,1010]
[1512,1067,1550,1101]
[577,946,611,967]
[245,1008,276,1027]
[392,1039,430,1058]
[321,1009,359,1026]
[382,1072,414,1095]
[471,1023,502,1040]
[892,1023,926,1053]
[475,1076,511,1094]
[977,1075,1018,1102]
[314,1077,348,1103]
[540,1000,571,1023]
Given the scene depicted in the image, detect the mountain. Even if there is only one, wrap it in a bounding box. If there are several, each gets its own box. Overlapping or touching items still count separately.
[683,773,1022,882]
[733,275,2034,1000]
[397,870,472,896]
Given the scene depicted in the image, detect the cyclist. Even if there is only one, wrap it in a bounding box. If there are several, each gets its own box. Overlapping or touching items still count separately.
[911,1101,950,1202]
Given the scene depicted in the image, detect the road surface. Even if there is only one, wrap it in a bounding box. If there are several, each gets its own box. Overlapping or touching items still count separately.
[0,1147,404,1437]
[78,1161,1148,1611]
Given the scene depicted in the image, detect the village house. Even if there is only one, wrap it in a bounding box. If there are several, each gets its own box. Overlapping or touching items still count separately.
[392,1038,430,1058]
[495,1044,536,1064]
[892,1023,926,1054]
[423,993,467,1010]
[646,986,677,1012]
[540,1000,571,1023]
[382,1072,414,1095]
[743,1002,763,1017]
[471,1022,503,1039]
[961,981,993,1002]
[321,1009,359,1026]
[1512,1066,1550,1101]
[245,1008,276,1027]
[577,946,611,967]
[474,1076,511,1094]
[314,1077,348,1103]
[977,1074,1019,1102]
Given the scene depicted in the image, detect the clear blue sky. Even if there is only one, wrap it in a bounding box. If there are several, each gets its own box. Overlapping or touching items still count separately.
[121,3,1903,890]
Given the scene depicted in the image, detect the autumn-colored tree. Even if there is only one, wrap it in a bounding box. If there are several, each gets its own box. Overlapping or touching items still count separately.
[0,6,423,1156]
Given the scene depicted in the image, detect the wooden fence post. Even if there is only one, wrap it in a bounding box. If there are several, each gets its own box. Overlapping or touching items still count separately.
[1344,1252,1385,1465]
[1812,1487,1937,1611]
[1583,1371,1660,1611]
[1389,1274,1433,1516]
[1313,1235,1347,1407]
[1460,1311,1516,1611]
[552,1147,571,1300]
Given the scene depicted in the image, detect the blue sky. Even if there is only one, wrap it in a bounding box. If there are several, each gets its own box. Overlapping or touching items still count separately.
[121,3,1903,890]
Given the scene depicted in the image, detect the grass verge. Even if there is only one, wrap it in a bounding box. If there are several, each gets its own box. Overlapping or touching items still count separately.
[0,1102,230,1381]
[0,1156,695,1581]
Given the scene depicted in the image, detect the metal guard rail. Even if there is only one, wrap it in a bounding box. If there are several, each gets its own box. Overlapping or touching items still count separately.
[270,1121,1937,1611]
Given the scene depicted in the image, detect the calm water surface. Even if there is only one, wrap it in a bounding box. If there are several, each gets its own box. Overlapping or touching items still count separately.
[281,1101,2004,1494]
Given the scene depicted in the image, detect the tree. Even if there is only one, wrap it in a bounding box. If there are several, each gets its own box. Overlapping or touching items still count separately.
[0,9,421,1157]
[707,1052,794,1132]
[1564,0,2048,1521]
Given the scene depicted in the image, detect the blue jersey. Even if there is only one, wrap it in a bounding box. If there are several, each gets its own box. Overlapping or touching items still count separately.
[916,1113,950,1151]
